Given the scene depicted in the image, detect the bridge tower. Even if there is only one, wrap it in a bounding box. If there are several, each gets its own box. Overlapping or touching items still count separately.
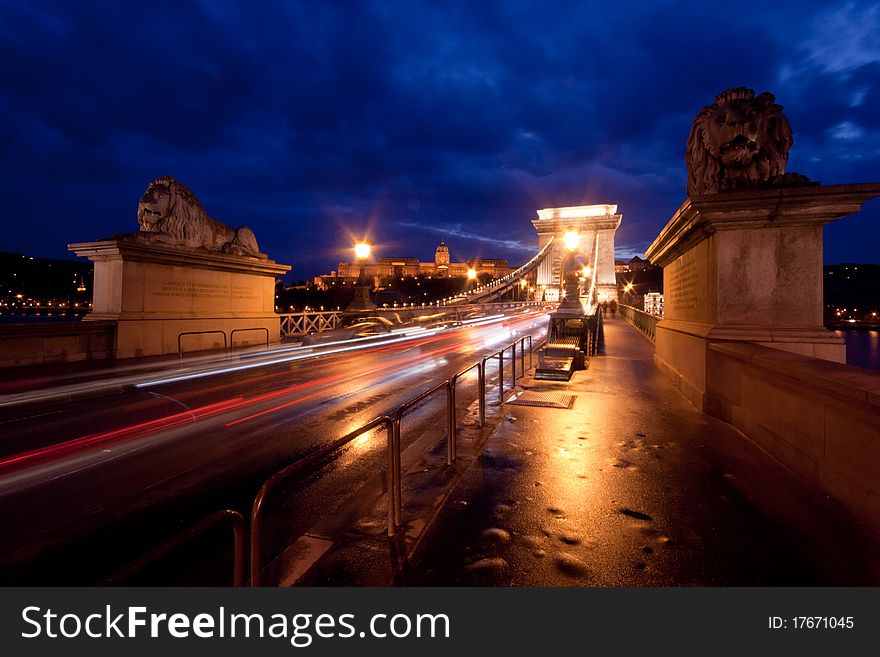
[532,204,621,302]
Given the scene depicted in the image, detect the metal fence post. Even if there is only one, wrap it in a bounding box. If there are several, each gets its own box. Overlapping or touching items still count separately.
[250,416,394,583]
[250,496,265,587]
[478,361,485,427]
[511,341,516,387]
[498,350,504,404]
[390,417,402,532]
[387,421,398,537]
[528,335,533,370]
[446,381,456,465]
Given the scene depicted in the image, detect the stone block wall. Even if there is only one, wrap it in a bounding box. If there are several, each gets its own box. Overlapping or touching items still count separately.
[0,321,115,367]
[706,342,880,536]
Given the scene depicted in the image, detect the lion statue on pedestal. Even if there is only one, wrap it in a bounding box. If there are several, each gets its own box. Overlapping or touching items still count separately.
[136,176,264,258]
[686,87,809,196]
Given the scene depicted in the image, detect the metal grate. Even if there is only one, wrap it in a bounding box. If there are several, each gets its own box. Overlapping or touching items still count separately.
[508,391,575,409]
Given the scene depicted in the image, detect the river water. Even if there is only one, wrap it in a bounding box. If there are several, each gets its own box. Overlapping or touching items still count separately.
[835,330,880,372]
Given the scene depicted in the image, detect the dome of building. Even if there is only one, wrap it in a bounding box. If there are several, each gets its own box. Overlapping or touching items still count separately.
[435,240,451,270]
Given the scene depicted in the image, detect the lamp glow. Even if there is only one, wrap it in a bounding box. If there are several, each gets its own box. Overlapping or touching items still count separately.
[354,242,371,260]
[467,268,477,280]
[564,231,580,251]
[581,266,592,278]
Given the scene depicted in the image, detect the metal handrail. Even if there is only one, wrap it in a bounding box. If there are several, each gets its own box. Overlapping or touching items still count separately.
[481,338,528,405]
[279,311,344,339]
[249,414,393,586]
[389,380,453,533]
[178,330,228,357]
[248,332,542,585]
[230,327,270,350]
[482,351,502,404]
[101,509,245,587]
[619,304,657,342]
[522,334,533,371]
[451,361,485,429]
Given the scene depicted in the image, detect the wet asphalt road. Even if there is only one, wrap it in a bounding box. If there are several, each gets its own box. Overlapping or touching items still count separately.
[406,317,880,586]
[0,310,548,583]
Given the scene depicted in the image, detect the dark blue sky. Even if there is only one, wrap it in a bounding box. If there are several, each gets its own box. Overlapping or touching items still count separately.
[1,1,878,278]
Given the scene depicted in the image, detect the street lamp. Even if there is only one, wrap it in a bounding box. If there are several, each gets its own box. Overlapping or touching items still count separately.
[622,281,634,307]
[346,241,376,311]
[560,231,582,310]
[467,268,477,292]
[354,242,371,261]
[354,241,371,286]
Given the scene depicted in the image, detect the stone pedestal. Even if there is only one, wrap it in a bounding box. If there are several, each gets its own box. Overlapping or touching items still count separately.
[68,239,290,358]
[558,271,583,313]
[346,283,376,312]
[645,182,880,410]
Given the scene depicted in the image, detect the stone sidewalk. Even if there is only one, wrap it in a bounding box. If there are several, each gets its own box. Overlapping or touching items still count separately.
[402,317,880,586]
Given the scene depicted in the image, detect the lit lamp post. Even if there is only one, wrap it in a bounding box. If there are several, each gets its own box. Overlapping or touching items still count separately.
[346,241,376,311]
[581,265,595,304]
[520,278,527,301]
[467,267,477,288]
[559,230,582,311]
[623,281,634,306]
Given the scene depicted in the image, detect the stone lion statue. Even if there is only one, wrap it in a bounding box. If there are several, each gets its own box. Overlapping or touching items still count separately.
[136,176,264,257]
[686,87,807,196]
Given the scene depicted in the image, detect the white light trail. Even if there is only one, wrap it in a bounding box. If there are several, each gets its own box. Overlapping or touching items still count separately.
[135,328,444,389]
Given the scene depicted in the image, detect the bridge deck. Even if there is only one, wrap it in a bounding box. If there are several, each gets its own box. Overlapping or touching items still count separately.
[406,317,880,585]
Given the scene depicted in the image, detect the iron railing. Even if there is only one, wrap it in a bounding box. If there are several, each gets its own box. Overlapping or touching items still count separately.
[279,311,344,339]
[178,330,228,357]
[249,332,538,584]
[231,327,270,351]
[179,328,270,356]
[249,415,394,586]
[451,361,485,428]
[113,331,541,587]
[619,304,657,342]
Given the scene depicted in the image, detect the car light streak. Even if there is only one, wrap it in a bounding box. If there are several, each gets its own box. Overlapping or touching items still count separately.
[0,397,244,470]
[1,338,474,469]
[135,328,444,388]
[0,311,551,471]
[223,342,468,427]
[136,313,516,389]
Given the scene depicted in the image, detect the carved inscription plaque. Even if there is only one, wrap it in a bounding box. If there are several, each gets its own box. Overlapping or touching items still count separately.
[665,260,698,313]
[152,280,258,301]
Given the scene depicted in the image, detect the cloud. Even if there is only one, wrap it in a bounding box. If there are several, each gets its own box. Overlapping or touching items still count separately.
[398,221,534,253]
[801,3,880,73]
[828,121,866,141]
[1,0,879,272]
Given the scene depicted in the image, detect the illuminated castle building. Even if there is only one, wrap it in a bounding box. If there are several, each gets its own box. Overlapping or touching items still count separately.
[314,241,512,289]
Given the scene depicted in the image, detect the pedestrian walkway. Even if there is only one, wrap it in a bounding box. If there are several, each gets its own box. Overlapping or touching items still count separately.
[404,317,880,585]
